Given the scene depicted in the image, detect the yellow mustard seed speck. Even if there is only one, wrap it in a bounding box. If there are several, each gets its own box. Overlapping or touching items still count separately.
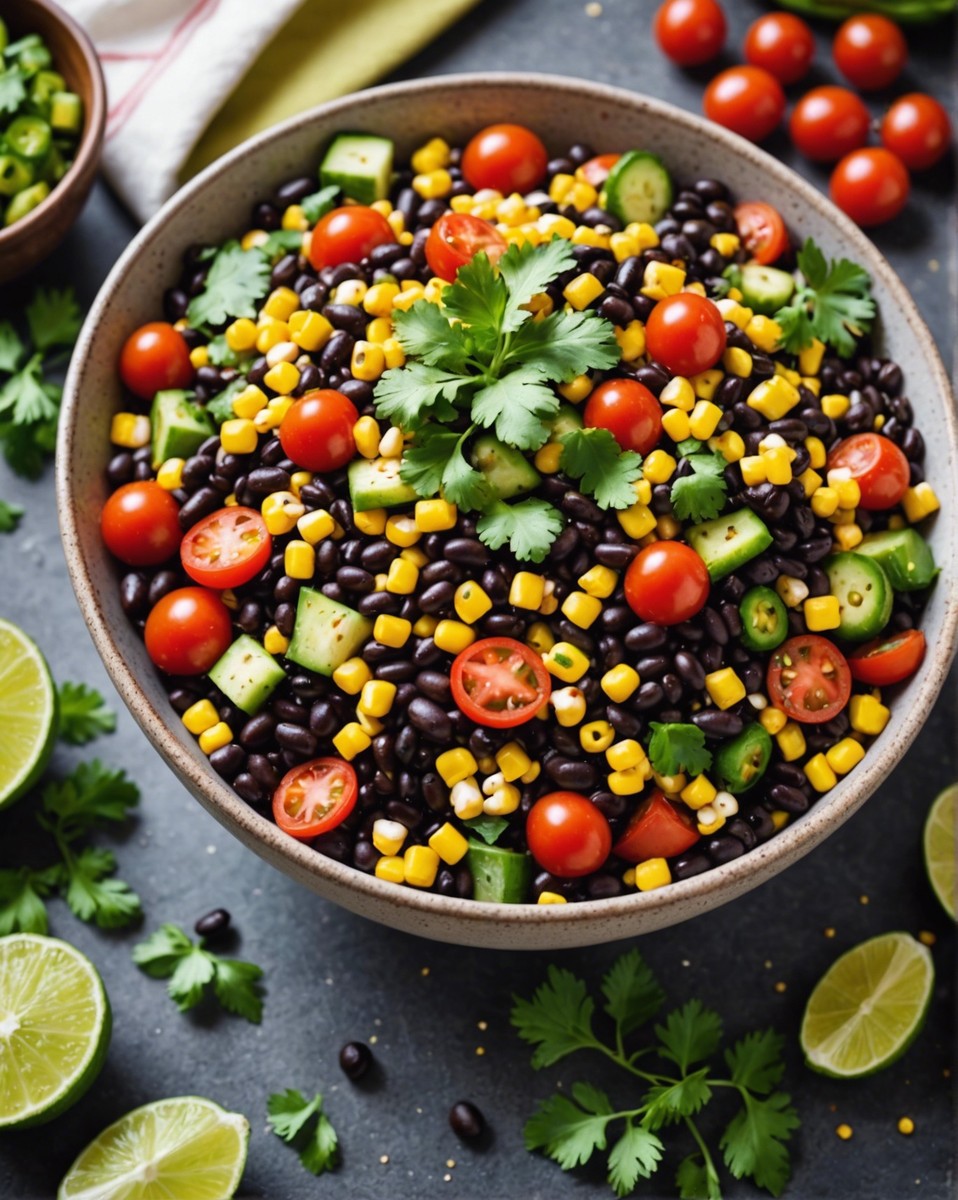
[824,927,836,938]
[477,1020,488,1031]
[369,1035,378,1045]
[475,1046,485,1056]
[380,1154,390,1164]
[859,894,870,905]
[919,931,936,946]
[836,1124,853,1141]
[585,1,603,14]
[421,967,430,976]
[774,981,787,993]
[446,1159,456,1169]
[444,1174,453,1183]
[898,1117,915,1136]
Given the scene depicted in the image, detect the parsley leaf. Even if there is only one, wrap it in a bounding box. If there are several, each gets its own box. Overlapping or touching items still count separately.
[524,1090,612,1170]
[725,1030,786,1095]
[462,814,509,845]
[187,240,271,328]
[511,963,597,1068]
[399,426,459,497]
[258,229,305,258]
[476,498,563,564]
[602,947,666,1039]
[40,760,139,837]
[774,237,874,358]
[471,364,559,451]
[670,454,727,523]
[608,1121,665,1198]
[374,362,470,431]
[655,1001,724,1074]
[559,427,643,510]
[26,288,83,353]
[60,846,141,928]
[56,682,117,745]
[647,722,713,778]
[675,437,705,457]
[267,1088,339,1176]
[720,1091,800,1197]
[497,237,576,332]
[0,499,24,533]
[505,309,620,381]
[0,414,59,478]
[268,1089,323,1142]
[0,354,59,426]
[441,251,508,351]
[676,1153,722,1200]
[643,1068,712,1130]
[133,923,264,1022]
[393,302,472,372]
[440,444,495,512]
[299,1112,339,1176]
[213,959,267,1022]
[0,867,58,935]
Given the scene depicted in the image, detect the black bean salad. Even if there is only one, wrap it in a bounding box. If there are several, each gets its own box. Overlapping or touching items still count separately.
[100,124,941,905]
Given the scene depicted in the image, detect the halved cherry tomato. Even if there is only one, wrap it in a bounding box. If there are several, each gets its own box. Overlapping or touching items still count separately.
[624,541,710,626]
[584,378,663,456]
[849,629,926,686]
[833,14,906,92]
[279,388,359,472]
[703,65,786,143]
[180,507,272,589]
[461,123,548,194]
[880,94,952,172]
[734,201,789,266]
[101,481,182,566]
[767,634,852,725]
[789,87,871,163]
[578,153,621,187]
[272,758,358,840]
[645,292,726,378]
[144,587,232,676]
[526,792,612,878]
[743,12,815,85]
[830,148,910,228]
[653,0,727,67]
[425,213,507,282]
[450,637,551,728]
[613,790,699,862]
[308,205,394,271]
[119,322,193,400]
[826,433,910,510]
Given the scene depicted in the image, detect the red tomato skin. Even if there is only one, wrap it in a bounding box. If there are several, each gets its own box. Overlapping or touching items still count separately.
[849,629,926,686]
[645,293,727,377]
[767,635,852,725]
[526,792,613,878]
[826,433,910,510]
[425,213,508,282]
[734,202,789,265]
[144,587,232,676]
[119,322,194,400]
[180,507,272,589]
[653,0,727,67]
[272,758,358,840]
[461,124,548,194]
[833,14,907,91]
[307,206,394,270]
[584,379,663,457]
[830,148,910,227]
[613,791,699,862]
[101,482,182,566]
[450,637,551,729]
[789,87,872,163]
[880,94,952,171]
[279,389,359,473]
[624,542,710,626]
[743,13,815,85]
[578,153,621,186]
[703,66,786,143]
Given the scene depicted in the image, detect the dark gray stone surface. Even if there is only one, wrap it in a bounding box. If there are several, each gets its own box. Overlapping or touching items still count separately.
[0,1,954,1197]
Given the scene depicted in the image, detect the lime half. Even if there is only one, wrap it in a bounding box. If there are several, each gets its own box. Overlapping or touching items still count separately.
[924,783,956,921]
[58,1095,250,1200]
[800,931,934,1078]
[0,617,57,809]
[0,933,111,1128]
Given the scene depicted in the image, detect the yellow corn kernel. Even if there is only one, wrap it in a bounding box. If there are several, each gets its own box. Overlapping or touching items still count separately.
[609,230,639,261]
[255,317,290,355]
[678,773,716,811]
[263,360,299,395]
[358,680,397,719]
[747,376,800,420]
[375,855,405,884]
[538,211,577,239]
[383,557,417,596]
[430,749,479,793]
[110,412,151,449]
[660,376,695,411]
[332,722,372,761]
[654,772,687,797]
[509,571,545,610]
[415,498,457,533]
[710,231,740,257]
[758,705,787,735]
[849,693,890,736]
[608,769,646,796]
[412,167,453,200]
[380,336,405,369]
[797,468,823,499]
[696,806,726,836]
[344,512,384,544]
[367,617,410,654]
[689,400,723,441]
[641,260,686,299]
[722,347,753,378]
[560,591,603,630]
[744,315,783,353]
[537,890,568,905]
[486,744,528,786]
[216,418,256,456]
[833,523,863,552]
[826,737,865,776]
[224,316,258,352]
[802,376,822,397]
[661,408,692,443]
[903,482,940,523]
[286,311,332,355]
[260,286,298,322]
[182,699,220,736]
[372,818,408,857]
[291,509,332,547]
[355,710,383,738]
[575,566,615,601]
[799,338,826,377]
[580,721,616,753]
[428,822,469,866]
[558,374,594,403]
[705,667,747,710]
[154,457,184,490]
[350,416,381,462]
[411,136,451,175]
[563,272,604,310]
[188,344,210,370]
[287,471,312,501]
[691,369,724,401]
[532,441,562,474]
[281,204,308,232]
[282,539,314,581]
[239,230,268,252]
[226,386,265,424]
[385,515,420,548]
[362,280,400,318]
[600,664,640,704]
[483,782,521,816]
[804,753,837,793]
[617,502,657,540]
[776,721,807,763]
[332,658,372,696]
[350,341,386,383]
[263,625,289,655]
[615,320,647,362]
[522,623,553,658]
[405,616,435,644]
[803,595,841,633]
[774,363,801,387]
[543,642,590,683]
[360,317,390,347]
[452,581,491,625]
[606,739,645,772]
[805,436,827,469]
[811,486,840,518]
[634,857,671,892]
[449,777,483,820]
[633,477,653,505]
[550,686,586,727]
[643,449,677,485]
[821,393,850,420]
[261,491,304,535]
[433,620,476,655]
[198,722,232,755]
[762,446,793,486]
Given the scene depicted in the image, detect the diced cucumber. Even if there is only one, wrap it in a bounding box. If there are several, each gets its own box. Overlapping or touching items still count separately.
[208,635,286,715]
[49,91,83,136]
[825,553,893,642]
[686,508,773,581]
[466,840,532,904]
[286,588,372,676]
[4,181,49,225]
[736,264,795,316]
[602,150,673,226]
[150,389,215,468]
[469,435,541,501]
[547,403,584,439]
[320,133,393,205]
[348,456,419,512]
[856,528,937,592]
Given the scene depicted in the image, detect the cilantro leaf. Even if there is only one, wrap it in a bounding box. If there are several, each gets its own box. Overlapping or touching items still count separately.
[724,1029,786,1096]
[676,1153,722,1200]
[0,499,24,533]
[393,301,472,372]
[299,1112,339,1176]
[441,252,508,355]
[399,426,460,498]
[0,355,60,426]
[186,241,271,328]
[0,413,59,478]
[56,682,117,745]
[301,185,340,225]
[374,362,471,431]
[720,1091,799,1197]
[440,443,494,512]
[477,498,563,564]
[655,1000,723,1074]
[559,427,643,510]
[505,309,620,381]
[607,1121,664,1198]
[168,946,217,1011]
[0,66,27,114]
[523,1091,611,1170]
[40,760,139,838]
[0,320,25,372]
[675,437,704,457]
[213,958,265,1023]
[258,229,305,258]
[670,454,728,523]
[132,923,195,976]
[647,722,712,778]
[497,237,576,332]
[601,948,665,1039]
[205,335,245,368]
[774,237,874,358]
[797,238,827,288]
[642,1068,712,1130]
[267,1089,322,1143]
[463,814,509,845]
[0,867,57,935]
[511,963,597,1068]
[61,846,142,928]
[472,364,558,450]
[26,288,82,353]
[133,923,264,1021]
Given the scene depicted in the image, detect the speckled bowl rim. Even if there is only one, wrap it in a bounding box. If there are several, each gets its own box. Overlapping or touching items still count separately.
[58,73,958,946]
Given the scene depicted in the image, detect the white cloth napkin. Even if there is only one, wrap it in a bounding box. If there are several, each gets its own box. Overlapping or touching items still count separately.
[61,0,306,223]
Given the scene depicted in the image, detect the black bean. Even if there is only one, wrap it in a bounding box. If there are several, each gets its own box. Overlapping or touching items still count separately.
[768,784,810,813]
[119,572,148,615]
[672,853,711,880]
[233,773,265,804]
[239,713,276,749]
[421,772,447,811]
[417,580,454,614]
[194,908,231,939]
[274,602,295,638]
[595,542,638,568]
[177,486,222,529]
[420,559,459,586]
[624,622,667,652]
[673,650,706,691]
[606,704,643,739]
[209,744,244,781]
[445,538,487,567]
[708,835,745,865]
[701,606,729,646]
[544,756,597,791]
[634,654,669,678]
[415,671,451,703]
[247,754,280,790]
[450,1101,485,1141]
[561,491,603,524]
[692,710,743,738]
[275,723,318,757]
[549,525,580,562]
[336,565,376,594]
[634,681,665,710]
[340,1041,373,1080]
[338,378,374,408]
[482,613,526,639]
[587,874,623,900]
[408,698,452,742]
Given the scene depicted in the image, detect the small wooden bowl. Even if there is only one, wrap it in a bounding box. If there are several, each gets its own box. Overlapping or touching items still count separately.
[0,0,105,283]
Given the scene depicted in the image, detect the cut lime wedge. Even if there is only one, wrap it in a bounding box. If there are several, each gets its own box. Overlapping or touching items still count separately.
[0,933,111,1128]
[58,1095,250,1200]
[800,931,934,1078]
[924,783,956,921]
[0,616,57,809]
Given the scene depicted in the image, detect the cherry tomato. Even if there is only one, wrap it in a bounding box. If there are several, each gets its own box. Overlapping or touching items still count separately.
[624,541,710,626]
[144,587,232,676]
[827,433,910,510]
[119,322,193,401]
[830,148,910,227]
[450,638,551,728]
[743,12,815,85]
[789,86,871,163]
[101,481,182,566]
[849,629,926,687]
[461,123,548,194]
[703,66,786,143]
[584,378,663,457]
[645,293,727,377]
[767,634,852,725]
[307,205,394,271]
[578,153,621,187]
[425,213,508,283]
[272,758,358,840]
[653,0,727,67]
[880,94,952,171]
[612,790,699,862]
[734,201,789,265]
[526,792,612,879]
[180,507,271,589]
[279,389,359,473]
[833,14,906,91]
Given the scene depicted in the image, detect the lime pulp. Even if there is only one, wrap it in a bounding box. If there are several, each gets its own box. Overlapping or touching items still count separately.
[0,616,57,809]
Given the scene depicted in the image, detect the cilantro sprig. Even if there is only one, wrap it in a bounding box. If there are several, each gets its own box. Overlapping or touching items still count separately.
[773,238,875,359]
[648,722,712,778]
[513,950,799,1199]
[670,454,728,524]
[133,923,265,1022]
[0,499,24,532]
[267,1088,340,1176]
[187,240,272,328]
[56,682,117,745]
[559,427,643,510]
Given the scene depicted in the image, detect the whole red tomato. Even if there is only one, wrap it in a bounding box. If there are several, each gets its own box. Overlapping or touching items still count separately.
[101,482,182,566]
[461,124,548,194]
[584,378,663,457]
[279,389,359,472]
[653,0,726,67]
[425,213,507,282]
[703,66,786,143]
[308,206,394,270]
[743,12,815,85]
[526,792,612,878]
[119,322,193,400]
[645,293,726,377]
[830,148,910,227]
[789,87,872,163]
[826,433,910,510]
[881,94,952,171]
[144,587,233,676]
[833,14,907,91]
[624,541,710,625]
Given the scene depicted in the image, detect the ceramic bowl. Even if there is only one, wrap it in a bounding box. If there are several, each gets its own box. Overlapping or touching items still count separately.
[0,0,105,283]
[57,75,958,949]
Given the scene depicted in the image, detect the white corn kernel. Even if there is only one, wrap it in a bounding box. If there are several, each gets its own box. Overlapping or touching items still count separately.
[450,777,483,820]
[378,426,404,458]
[481,772,505,797]
[265,340,299,368]
[714,791,739,818]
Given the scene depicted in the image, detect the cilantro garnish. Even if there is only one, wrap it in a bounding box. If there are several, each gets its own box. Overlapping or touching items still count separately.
[476,498,564,564]
[559,426,643,510]
[670,454,728,523]
[56,682,117,745]
[26,287,83,353]
[187,240,272,328]
[513,950,799,1199]
[0,66,27,114]
[267,1088,340,1176]
[301,184,340,225]
[463,814,510,845]
[773,238,875,359]
[133,923,265,1022]
[0,499,23,533]
[647,722,712,777]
